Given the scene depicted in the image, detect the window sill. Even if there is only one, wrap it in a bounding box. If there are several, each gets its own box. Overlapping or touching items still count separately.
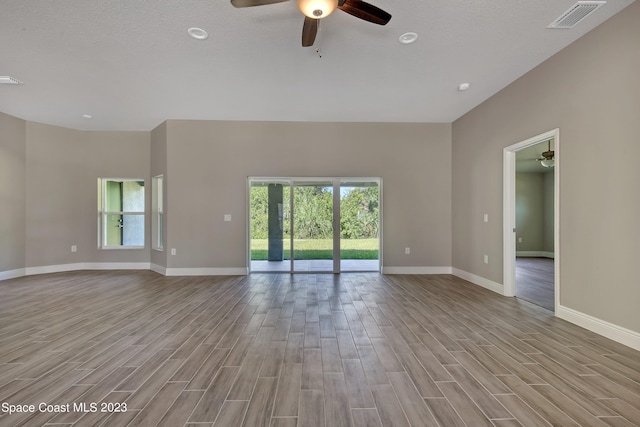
[100,246,145,250]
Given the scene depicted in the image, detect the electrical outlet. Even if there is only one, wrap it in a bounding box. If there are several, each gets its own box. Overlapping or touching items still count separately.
[224,214,232,222]
[483,213,489,223]
[171,248,177,256]
[518,237,523,243]
[405,247,410,255]
[71,245,77,252]
[484,254,489,264]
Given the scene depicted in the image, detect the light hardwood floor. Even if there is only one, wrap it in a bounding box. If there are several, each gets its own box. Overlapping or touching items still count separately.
[1,271,639,426]
[515,257,555,312]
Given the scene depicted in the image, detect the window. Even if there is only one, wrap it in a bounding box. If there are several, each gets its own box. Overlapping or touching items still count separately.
[98,178,145,249]
[152,175,164,250]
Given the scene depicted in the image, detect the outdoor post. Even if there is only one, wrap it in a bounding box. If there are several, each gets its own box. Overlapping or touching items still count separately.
[268,183,284,261]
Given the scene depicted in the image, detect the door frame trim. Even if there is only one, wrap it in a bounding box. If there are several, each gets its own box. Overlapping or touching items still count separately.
[503,129,560,312]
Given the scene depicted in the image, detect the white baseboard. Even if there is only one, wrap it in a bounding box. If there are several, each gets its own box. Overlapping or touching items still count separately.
[150,263,166,275]
[452,268,504,295]
[382,266,453,275]
[164,267,248,276]
[2,264,248,280]
[25,262,151,276]
[516,251,555,258]
[557,305,640,352]
[0,268,27,281]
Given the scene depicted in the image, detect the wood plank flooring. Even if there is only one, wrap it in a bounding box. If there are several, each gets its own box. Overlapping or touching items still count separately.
[516,257,554,311]
[1,270,639,426]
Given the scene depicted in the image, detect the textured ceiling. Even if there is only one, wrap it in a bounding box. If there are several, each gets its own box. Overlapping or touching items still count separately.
[0,0,635,130]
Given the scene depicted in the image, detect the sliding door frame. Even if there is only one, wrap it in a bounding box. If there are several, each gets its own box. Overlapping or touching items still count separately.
[247,176,382,274]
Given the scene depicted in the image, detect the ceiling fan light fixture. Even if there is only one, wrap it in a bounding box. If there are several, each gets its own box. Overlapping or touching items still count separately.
[297,0,338,19]
[538,140,555,168]
[540,158,555,168]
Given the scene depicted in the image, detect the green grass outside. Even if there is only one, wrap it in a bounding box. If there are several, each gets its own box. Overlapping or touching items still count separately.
[251,238,379,260]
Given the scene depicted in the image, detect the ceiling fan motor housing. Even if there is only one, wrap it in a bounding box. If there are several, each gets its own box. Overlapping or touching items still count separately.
[298,0,339,19]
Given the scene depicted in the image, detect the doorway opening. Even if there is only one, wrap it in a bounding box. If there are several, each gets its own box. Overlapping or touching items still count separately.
[248,177,381,273]
[503,129,559,312]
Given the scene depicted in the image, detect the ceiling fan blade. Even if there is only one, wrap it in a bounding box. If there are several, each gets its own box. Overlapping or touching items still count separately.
[338,0,391,25]
[302,17,319,47]
[231,0,289,8]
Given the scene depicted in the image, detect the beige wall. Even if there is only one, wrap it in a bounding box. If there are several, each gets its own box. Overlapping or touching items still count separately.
[515,173,545,252]
[2,118,450,273]
[514,171,554,254]
[452,2,640,331]
[0,112,26,274]
[164,120,452,270]
[25,122,151,267]
[543,172,554,253]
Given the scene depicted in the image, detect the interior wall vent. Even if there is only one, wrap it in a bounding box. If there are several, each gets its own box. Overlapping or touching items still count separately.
[548,1,606,29]
[0,76,23,85]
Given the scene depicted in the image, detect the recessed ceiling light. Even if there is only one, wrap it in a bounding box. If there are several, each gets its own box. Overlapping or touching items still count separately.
[458,82,471,91]
[82,114,93,119]
[0,76,23,85]
[188,27,208,40]
[399,32,418,45]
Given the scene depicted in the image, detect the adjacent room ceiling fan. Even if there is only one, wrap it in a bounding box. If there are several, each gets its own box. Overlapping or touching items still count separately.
[231,0,392,47]
[537,140,555,168]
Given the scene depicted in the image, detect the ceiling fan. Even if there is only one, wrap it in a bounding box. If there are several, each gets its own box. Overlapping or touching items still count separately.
[231,0,392,47]
[537,140,555,168]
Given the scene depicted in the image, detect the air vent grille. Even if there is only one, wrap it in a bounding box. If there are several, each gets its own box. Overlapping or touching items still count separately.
[0,76,23,85]
[548,1,606,29]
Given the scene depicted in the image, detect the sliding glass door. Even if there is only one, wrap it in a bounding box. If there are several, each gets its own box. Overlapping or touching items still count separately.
[340,181,380,272]
[249,180,291,272]
[249,177,380,273]
[292,180,335,272]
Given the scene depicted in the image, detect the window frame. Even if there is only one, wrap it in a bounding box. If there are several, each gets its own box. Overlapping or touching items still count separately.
[152,175,164,251]
[98,178,146,250]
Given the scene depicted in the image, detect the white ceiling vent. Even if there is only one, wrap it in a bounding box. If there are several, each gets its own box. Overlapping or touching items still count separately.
[548,1,606,29]
[0,76,23,84]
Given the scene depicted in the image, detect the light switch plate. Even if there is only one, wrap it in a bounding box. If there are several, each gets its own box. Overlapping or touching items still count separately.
[224,214,232,222]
